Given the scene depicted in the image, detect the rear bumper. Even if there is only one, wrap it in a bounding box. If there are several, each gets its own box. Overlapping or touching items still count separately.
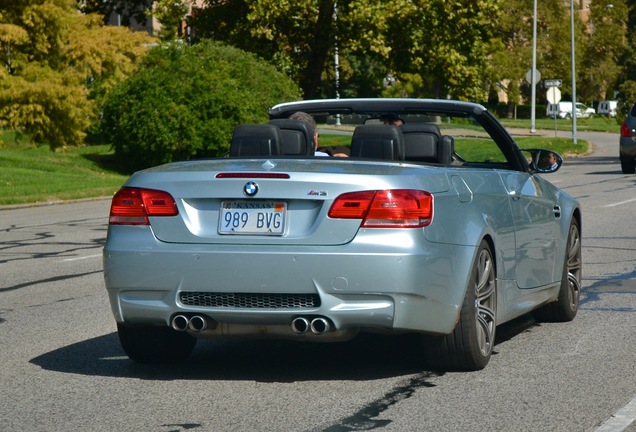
[103,226,476,336]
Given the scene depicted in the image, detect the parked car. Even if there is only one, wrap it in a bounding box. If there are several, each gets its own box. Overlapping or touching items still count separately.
[598,100,618,118]
[103,98,582,371]
[546,101,595,119]
[619,102,636,173]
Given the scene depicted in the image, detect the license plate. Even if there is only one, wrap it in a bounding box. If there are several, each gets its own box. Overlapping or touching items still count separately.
[219,201,287,235]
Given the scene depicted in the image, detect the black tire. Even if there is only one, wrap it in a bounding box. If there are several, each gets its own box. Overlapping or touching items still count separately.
[620,153,636,174]
[423,240,496,371]
[117,323,197,364]
[532,219,582,322]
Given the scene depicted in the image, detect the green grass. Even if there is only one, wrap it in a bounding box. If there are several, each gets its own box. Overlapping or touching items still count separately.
[320,131,588,163]
[454,136,586,163]
[500,116,621,133]
[0,143,128,206]
[0,123,592,206]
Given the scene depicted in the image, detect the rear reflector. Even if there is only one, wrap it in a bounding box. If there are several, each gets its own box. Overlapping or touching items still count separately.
[109,187,178,225]
[329,190,433,228]
[620,122,633,138]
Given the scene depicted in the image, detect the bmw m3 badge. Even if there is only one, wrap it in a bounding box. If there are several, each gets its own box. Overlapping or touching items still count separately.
[244,181,258,197]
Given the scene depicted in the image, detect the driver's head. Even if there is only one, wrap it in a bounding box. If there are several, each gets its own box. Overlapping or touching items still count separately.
[381,114,404,126]
[290,111,318,148]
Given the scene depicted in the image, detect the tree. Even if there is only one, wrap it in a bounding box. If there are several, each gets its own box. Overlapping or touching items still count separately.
[615,0,636,117]
[0,0,154,149]
[489,0,532,111]
[78,0,150,26]
[580,1,627,103]
[379,0,503,101]
[101,40,301,172]
[489,0,598,109]
[190,0,335,99]
[150,0,192,41]
[190,0,504,101]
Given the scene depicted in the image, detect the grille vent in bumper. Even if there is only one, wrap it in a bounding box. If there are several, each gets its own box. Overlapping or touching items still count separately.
[179,292,321,309]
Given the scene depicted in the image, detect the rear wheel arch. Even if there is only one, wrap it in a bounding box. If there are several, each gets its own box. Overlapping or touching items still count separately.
[423,238,497,371]
[482,234,497,274]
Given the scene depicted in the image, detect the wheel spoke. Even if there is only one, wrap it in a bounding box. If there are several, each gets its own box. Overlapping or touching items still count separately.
[566,224,582,310]
[474,248,496,357]
[476,306,495,355]
[567,271,581,308]
[478,277,495,301]
[476,251,493,294]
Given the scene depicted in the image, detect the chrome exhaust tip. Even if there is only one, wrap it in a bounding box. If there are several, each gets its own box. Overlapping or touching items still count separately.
[291,317,310,334]
[310,317,331,334]
[171,315,189,331]
[188,315,208,332]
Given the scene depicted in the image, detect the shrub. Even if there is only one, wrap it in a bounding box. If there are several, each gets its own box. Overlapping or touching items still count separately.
[617,80,636,124]
[101,40,301,172]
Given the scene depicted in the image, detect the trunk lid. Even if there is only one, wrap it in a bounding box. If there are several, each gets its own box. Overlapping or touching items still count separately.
[125,158,450,246]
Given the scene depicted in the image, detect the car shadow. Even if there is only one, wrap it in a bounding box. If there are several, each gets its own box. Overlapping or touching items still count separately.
[30,315,539,382]
[30,332,426,382]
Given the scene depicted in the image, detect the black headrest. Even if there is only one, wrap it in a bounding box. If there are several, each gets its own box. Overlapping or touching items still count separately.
[230,124,283,157]
[400,123,442,163]
[400,123,441,137]
[269,119,315,155]
[439,135,454,165]
[350,125,405,160]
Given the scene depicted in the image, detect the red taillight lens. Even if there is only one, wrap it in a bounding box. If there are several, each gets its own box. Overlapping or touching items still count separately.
[329,190,433,228]
[109,187,178,225]
[328,191,376,219]
[621,122,634,138]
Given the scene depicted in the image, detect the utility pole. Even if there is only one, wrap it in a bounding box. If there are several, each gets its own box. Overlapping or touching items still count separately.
[571,0,578,144]
[531,0,538,133]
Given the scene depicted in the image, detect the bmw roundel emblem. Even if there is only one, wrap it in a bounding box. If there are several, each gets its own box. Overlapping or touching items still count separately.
[243,181,258,197]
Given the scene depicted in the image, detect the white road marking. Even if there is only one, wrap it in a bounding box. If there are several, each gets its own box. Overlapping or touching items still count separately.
[595,394,636,432]
[61,253,102,262]
[605,198,636,207]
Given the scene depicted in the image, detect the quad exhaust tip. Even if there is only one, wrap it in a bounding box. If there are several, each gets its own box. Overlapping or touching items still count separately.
[171,314,189,331]
[171,314,209,332]
[310,317,330,334]
[291,316,332,335]
[188,315,208,332]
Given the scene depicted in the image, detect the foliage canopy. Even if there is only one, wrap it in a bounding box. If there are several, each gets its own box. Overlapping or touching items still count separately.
[0,0,153,149]
[190,0,503,101]
[101,40,302,172]
[189,0,629,106]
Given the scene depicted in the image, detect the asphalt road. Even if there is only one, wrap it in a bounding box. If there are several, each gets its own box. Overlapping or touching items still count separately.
[1,131,634,432]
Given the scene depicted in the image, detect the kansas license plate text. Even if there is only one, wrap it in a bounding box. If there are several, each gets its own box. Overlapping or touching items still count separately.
[219,201,286,235]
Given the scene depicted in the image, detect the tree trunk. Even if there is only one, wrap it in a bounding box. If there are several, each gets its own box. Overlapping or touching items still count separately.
[300,0,335,98]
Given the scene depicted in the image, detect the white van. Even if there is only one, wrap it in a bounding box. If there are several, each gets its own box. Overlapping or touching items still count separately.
[546,102,595,119]
[598,100,617,117]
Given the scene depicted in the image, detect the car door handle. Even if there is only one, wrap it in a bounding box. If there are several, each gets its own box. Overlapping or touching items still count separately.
[553,205,561,219]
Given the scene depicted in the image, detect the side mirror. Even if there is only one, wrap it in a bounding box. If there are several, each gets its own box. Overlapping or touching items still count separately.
[521,149,563,173]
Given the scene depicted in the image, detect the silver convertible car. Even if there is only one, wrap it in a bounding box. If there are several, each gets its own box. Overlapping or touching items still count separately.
[103,98,582,371]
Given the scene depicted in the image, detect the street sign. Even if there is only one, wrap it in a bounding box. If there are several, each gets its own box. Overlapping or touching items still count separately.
[525,69,541,85]
[547,87,562,104]
[544,79,562,88]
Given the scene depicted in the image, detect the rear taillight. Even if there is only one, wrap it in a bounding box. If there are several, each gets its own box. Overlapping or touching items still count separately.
[109,187,178,225]
[621,122,634,138]
[328,190,433,228]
